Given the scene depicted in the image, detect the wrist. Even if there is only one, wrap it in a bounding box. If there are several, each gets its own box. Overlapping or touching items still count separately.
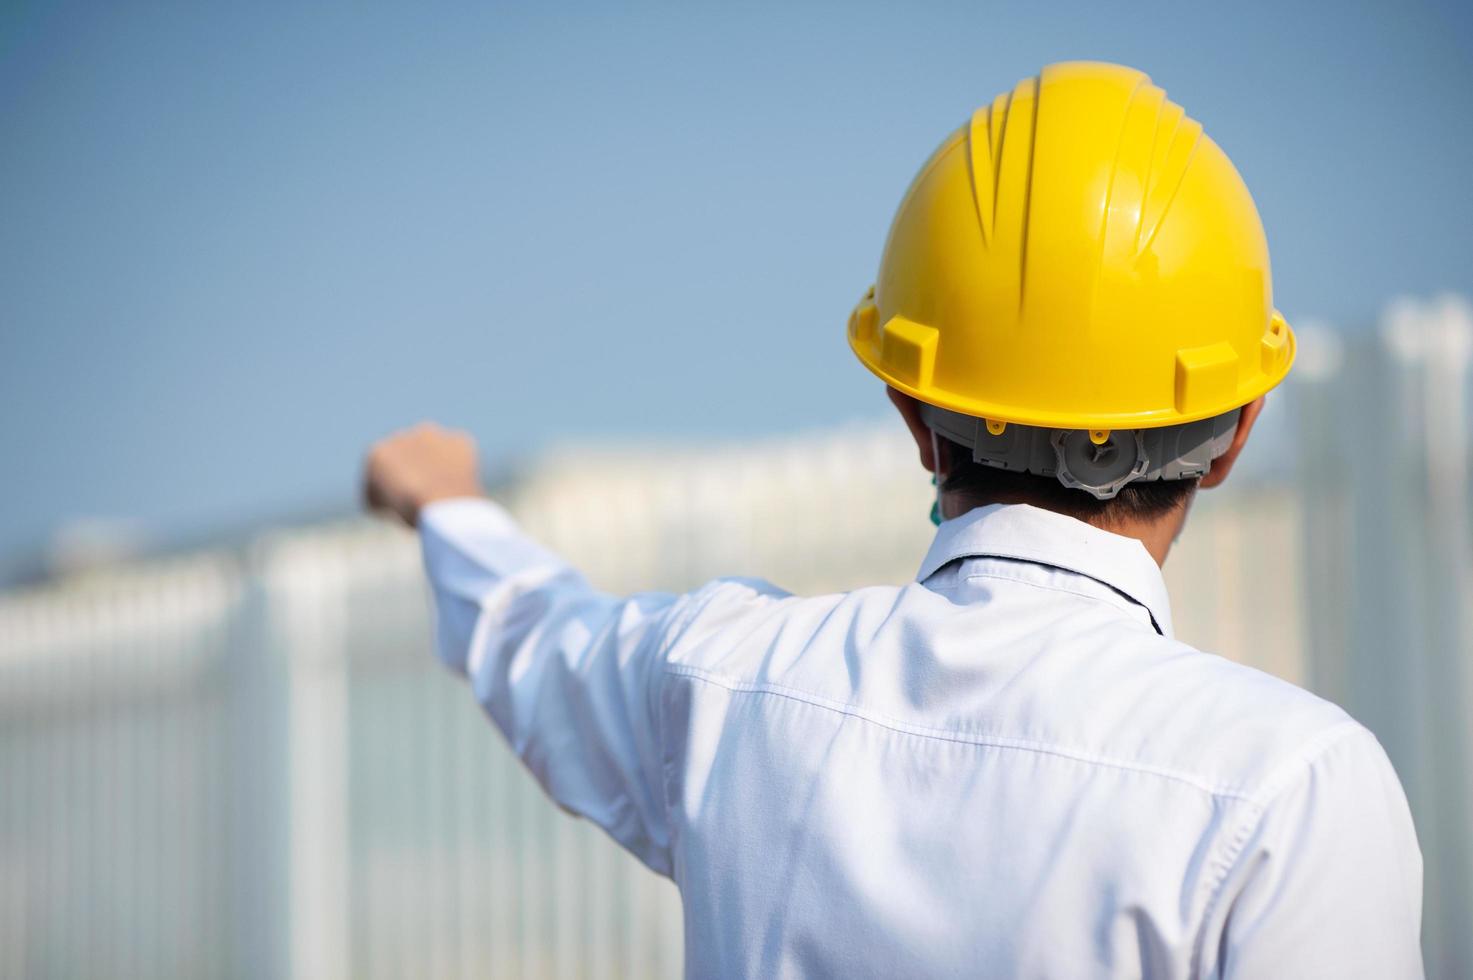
[411,485,484,525]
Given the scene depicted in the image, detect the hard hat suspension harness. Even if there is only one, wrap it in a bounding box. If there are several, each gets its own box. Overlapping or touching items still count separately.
[920,403,1240,501]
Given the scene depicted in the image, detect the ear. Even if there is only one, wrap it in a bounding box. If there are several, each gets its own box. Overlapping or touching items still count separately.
[1200,396,1265,490]
[887,386,937,474]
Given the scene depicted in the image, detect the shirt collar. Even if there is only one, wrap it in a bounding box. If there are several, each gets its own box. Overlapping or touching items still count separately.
[916,503,1175,638]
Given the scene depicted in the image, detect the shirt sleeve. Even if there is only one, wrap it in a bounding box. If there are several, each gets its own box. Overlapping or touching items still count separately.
[1205,725,1424,979]
[418,497,687,875]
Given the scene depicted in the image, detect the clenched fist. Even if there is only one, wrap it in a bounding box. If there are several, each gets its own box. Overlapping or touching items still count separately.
[363,423,485,527]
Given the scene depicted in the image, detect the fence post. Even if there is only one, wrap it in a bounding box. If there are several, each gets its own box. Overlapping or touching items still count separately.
[1385,296,1473,980]
[261,540,352,980]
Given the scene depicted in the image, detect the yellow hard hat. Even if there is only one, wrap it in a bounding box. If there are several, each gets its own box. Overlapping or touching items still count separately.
[849,61,1294,432]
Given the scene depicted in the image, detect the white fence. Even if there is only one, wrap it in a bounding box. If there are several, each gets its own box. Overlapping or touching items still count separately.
[1,297,1469,978]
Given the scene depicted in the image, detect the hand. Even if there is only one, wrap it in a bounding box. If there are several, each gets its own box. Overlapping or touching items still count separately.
[363,422,485,527]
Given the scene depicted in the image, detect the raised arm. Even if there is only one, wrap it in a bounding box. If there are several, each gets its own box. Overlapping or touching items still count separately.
[363,424,682,873]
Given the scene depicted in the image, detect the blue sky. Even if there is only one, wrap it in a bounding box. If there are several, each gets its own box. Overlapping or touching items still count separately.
[2,1,1470,565]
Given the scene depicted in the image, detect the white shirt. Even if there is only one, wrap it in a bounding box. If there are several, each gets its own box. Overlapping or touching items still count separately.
[420,497,1423,979]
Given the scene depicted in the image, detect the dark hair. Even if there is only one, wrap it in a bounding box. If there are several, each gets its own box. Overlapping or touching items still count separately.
[936,436,1196,524]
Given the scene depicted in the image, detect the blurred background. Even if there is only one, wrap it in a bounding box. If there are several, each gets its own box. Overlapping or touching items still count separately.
[2,2,1470,977]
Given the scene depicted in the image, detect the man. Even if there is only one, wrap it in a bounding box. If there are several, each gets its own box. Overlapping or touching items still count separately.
[365,63,1423,978]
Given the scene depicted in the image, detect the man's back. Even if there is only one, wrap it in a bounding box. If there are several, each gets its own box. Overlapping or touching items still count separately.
[418,497,1423,979]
